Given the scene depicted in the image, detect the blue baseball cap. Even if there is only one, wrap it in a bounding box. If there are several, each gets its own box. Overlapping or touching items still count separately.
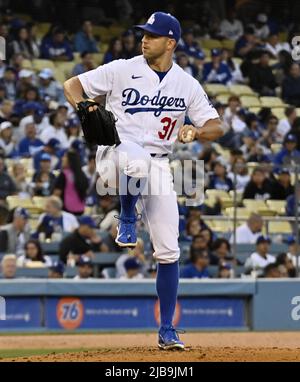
[40,152,51,161]
[284,133,297,144]
[50,261,65,275]
[211,48,222,57]
[78,215,96,228]
[13,207,30,220]
[67,117,80,128]
[77,255,93,266]
[71,139,84,152]
[256,235,271,245]
[135,12,181,42]
[124,257,141,271]
[47,138,61,149]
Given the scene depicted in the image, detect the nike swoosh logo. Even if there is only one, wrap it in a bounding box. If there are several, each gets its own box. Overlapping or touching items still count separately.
[132,75,142,79]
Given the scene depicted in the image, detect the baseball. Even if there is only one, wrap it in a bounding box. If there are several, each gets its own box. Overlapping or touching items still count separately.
[182,129,194,143]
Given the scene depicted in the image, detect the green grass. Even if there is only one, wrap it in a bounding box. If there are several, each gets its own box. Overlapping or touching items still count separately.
[0,348,91,359]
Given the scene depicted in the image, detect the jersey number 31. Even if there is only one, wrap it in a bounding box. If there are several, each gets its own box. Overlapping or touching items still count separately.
[158,117,177,140]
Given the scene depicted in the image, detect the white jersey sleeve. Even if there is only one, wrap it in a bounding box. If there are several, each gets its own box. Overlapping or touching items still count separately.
[77,60,122,98]
[187,81,219,127]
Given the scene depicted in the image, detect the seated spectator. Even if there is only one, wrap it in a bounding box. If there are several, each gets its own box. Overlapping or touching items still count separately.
[228,157,250,193]
[245,236,276,276]
[0,207,31,256]
[230,213,263,244]
[16,239,52,267]
[0,121,18,157]
[176,53,198,77]
[208,160,233,192]
[59,216,102,264]
[250,14,270,40]
[234,26,262,58]
[33,138,61,172]
[243,167,283,200]
[277,107,297,142]
[72,51,95,76]
[286,185,300,217]
[40,27,73,61]
[48,260,65,278]
[274,133,300,167]
[259,115,279,148]
[40,110,68,149]
[0,100,14,124]
[103,37,123,64]
[290,117,300,151]
[0,254,17,279]
[263,263,281,278]
[10,25,40,59]
[218,262,233,278]
[219,10,243,41]
[65,117,82,147]
[180,249,210,279]
[221,48,245,84]
[18,120,44,157]
[248,51,277,96]
[74,20,99,54]
[35,196,79,240]
[282,63,300,106]
[11,163,31,196]
[94,195,119,231]
[116,238,146,278]
[276,168,294,199]
[0,156,16,200]
[53,150,89,215]
[120,257,144,279]
[38,68,65,104]
[74,255,94,279]
[210,238,241,266]
[265,33,291,59]
[121,29,137,59]
[276,252,296,278]
[16,70,36,100]
[182,217,202,241]
[285,236,300,267]
[100,223,123,253]
[0,67,17,100]
[203,49,232,85]
[177,28,203,58]
[32,152,57,196]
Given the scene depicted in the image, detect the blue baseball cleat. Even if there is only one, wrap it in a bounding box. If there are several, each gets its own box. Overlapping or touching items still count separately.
[158,326,185,350]
[115,216,139,248]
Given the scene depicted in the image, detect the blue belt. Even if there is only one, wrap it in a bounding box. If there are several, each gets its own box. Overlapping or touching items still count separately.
[150,153,168,158]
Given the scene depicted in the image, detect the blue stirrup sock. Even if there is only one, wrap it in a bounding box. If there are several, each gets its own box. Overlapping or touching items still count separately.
[119,174,146,220]
[156,261,179,329]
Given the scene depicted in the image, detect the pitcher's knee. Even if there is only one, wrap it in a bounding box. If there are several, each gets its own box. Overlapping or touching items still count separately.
[153,248,180,264]
[125,153,151,178]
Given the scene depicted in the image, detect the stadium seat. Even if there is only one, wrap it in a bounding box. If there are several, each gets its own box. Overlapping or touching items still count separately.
[108,25,125,37]
[102,267,117,278]
[242,199,276,216]
[228,84,256,96]
[201,39,223,50]
[92,53,105,65]
[100,43,109,53]
[270,143,282,154]
[268,221,292,234]
[16,267,49,278]
[221,39,235,50]
[32,196,48,211]
[266,200,286,215]
[271,108,286,120]
[216,94,231,104]
[21,59,34,70]
[225,207,251,219]
[29,218,40,231]
[204,84,229,95]
[248,107,261,114]
[229,190,243,204]
[210,219,235,233]
[55,62,75,79]
[32,59,56,71]
[232,57,242,66]
[240,95,261,108]
[296,108,300,117]
[73,52,81,64]
[20,157,33,169]
[53,68,66,84]
[260,97,285,108]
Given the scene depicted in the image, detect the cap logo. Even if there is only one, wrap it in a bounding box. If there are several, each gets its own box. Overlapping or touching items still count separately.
[169,30,174,35]
[147,14,155,25]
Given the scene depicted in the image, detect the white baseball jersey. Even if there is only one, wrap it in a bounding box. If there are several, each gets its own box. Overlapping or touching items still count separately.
[78,55,219,154]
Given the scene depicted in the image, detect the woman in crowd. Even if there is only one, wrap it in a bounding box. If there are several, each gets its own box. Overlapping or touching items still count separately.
[16,239,52,267]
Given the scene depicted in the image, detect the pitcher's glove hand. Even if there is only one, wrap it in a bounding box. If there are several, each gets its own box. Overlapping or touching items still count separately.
[76,99,121,147]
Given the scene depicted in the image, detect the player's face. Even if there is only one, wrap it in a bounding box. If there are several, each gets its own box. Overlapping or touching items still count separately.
[142,32,173,60]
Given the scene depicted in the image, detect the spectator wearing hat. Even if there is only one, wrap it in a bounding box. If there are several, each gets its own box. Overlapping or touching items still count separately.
[94,194,120,231]
[285,236,300,267]
[38,68,65,104]
[219,10,244,41]
[0,121,18,157]
[65,117,82,146]
[230,213,263,244]
[74,255,94,279]
[48,260,65,278]
[250,13,270,40]
[282,63,300,107]
[248,51,277,96]
[103,37,124,65]
[274,133,300,167]
[0,156,16,200]
[40,110,68,149]
[32,153,56,196]
[16,239,52,267]
[121,257,144,280]
[0,207,31,256]
[74,20,99,54]
[35,195,79,240]
[245,236,276,276]
[59,215,102,264]
[0,67,17,100]
[0,254,17,279]
[41,27,73,61]
[203,49,232,85]
[15,69,35,98]
[18,119,44,157]
[72,51,95,76]
[277,107,297,142]
[207,160,233,192]
[116,238,146,278]
[53,150,89,215]
[180,249,211,279]
[33,138,61,171]
[176,28,204,59]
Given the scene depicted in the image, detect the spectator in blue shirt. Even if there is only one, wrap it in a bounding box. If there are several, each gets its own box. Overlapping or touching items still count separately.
[103,37,123,64]
[203,49,232,85]
[234,26,263,58]
[41,27,73,61]
[208,160,233,192]
[286,186,300,217]
[18,120,44,157]
[176,28,204,59]
[72,51,95,76]
[180,249,211,278]
[274,133,300,167]
[74,20,99,54]
[33,138,61,171]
